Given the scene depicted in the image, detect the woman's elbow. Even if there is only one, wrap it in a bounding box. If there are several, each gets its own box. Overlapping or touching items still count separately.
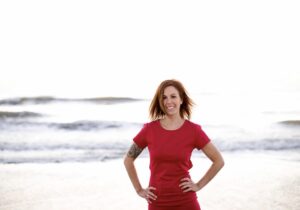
[123,155,134,167]
[212,155,224,170]
[218,156,225,169]
[123,155,129,166]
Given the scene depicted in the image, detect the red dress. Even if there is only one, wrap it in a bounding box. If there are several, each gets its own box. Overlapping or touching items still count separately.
[133,120,210,210]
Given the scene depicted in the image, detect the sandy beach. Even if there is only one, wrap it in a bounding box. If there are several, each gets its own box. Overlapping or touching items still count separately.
[0,153,299,210]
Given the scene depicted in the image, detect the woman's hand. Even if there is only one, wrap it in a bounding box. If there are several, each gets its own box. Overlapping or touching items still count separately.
[137,186,157,203]
[179,177,200,192]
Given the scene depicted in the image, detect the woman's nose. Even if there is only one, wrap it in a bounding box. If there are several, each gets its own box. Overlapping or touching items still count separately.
[165,97,171,103]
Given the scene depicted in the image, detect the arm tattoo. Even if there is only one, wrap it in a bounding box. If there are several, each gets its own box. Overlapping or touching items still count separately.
[127,143,143,159]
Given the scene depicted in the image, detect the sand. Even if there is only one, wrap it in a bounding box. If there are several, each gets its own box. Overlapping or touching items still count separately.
[0,153,299,210]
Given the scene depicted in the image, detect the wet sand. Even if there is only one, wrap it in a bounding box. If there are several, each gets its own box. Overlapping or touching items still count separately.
[0,153,299,210]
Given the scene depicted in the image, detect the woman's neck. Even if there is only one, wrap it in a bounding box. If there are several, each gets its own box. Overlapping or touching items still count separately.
[160,116,185,130]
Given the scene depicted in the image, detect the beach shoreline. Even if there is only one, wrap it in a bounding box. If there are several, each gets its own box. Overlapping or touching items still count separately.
[0,153,299,210]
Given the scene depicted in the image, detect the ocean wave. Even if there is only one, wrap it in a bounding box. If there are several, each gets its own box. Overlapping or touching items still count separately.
[0,142,130,163]
[0,111,42,119]
[0,120,141,131]
[218,138,300,152]
[0,141,128,152]
[1,138,296,153]
[49,120,126,131]
[0,96,143,105]
[0,138,299,164]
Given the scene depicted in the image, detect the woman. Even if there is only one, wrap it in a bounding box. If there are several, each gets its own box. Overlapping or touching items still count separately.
[124,79,224,210]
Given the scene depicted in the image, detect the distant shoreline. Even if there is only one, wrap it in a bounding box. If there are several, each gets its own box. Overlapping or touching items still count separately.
[0,96,144,105]
[279,120,300,126]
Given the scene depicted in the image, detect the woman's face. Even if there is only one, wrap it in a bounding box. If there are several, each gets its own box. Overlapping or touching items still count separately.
[162,86,183,117]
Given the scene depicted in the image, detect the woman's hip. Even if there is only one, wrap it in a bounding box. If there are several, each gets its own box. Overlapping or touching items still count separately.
[148,199,201,210]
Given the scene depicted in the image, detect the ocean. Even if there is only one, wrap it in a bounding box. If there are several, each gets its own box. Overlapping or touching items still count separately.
[0,91,299,164]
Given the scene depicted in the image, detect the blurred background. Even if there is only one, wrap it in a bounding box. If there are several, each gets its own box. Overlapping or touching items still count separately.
[0,0,299,163]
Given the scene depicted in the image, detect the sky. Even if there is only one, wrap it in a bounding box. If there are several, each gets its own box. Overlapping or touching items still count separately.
[0,0,299,99]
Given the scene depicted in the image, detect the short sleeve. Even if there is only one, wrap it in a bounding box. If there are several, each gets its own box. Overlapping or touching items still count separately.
[194,124,211,150]
[133,123,148,149]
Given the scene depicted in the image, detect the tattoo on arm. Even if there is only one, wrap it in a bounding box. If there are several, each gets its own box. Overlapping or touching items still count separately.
[127,143,143,159]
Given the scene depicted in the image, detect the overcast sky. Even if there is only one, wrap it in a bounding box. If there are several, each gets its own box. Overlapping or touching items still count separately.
[0,0,299,99]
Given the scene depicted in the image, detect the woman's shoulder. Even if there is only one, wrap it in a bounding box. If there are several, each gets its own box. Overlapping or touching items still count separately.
[185,119,199,126]
[142,120,159,128]
[185,120,203,129]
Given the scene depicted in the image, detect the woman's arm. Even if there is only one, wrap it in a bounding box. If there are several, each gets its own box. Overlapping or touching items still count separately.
[180,142,224,192]
[195,142,224,190]
[123,143,157,203]
[123,143,144,193]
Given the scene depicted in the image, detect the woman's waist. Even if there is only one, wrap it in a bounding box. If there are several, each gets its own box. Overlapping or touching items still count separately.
[149,173,194,201]
[149,172,191,186]
[148,183,197,206]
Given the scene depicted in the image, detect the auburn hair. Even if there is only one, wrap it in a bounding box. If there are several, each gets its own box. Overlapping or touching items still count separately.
[149,79,194,120]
